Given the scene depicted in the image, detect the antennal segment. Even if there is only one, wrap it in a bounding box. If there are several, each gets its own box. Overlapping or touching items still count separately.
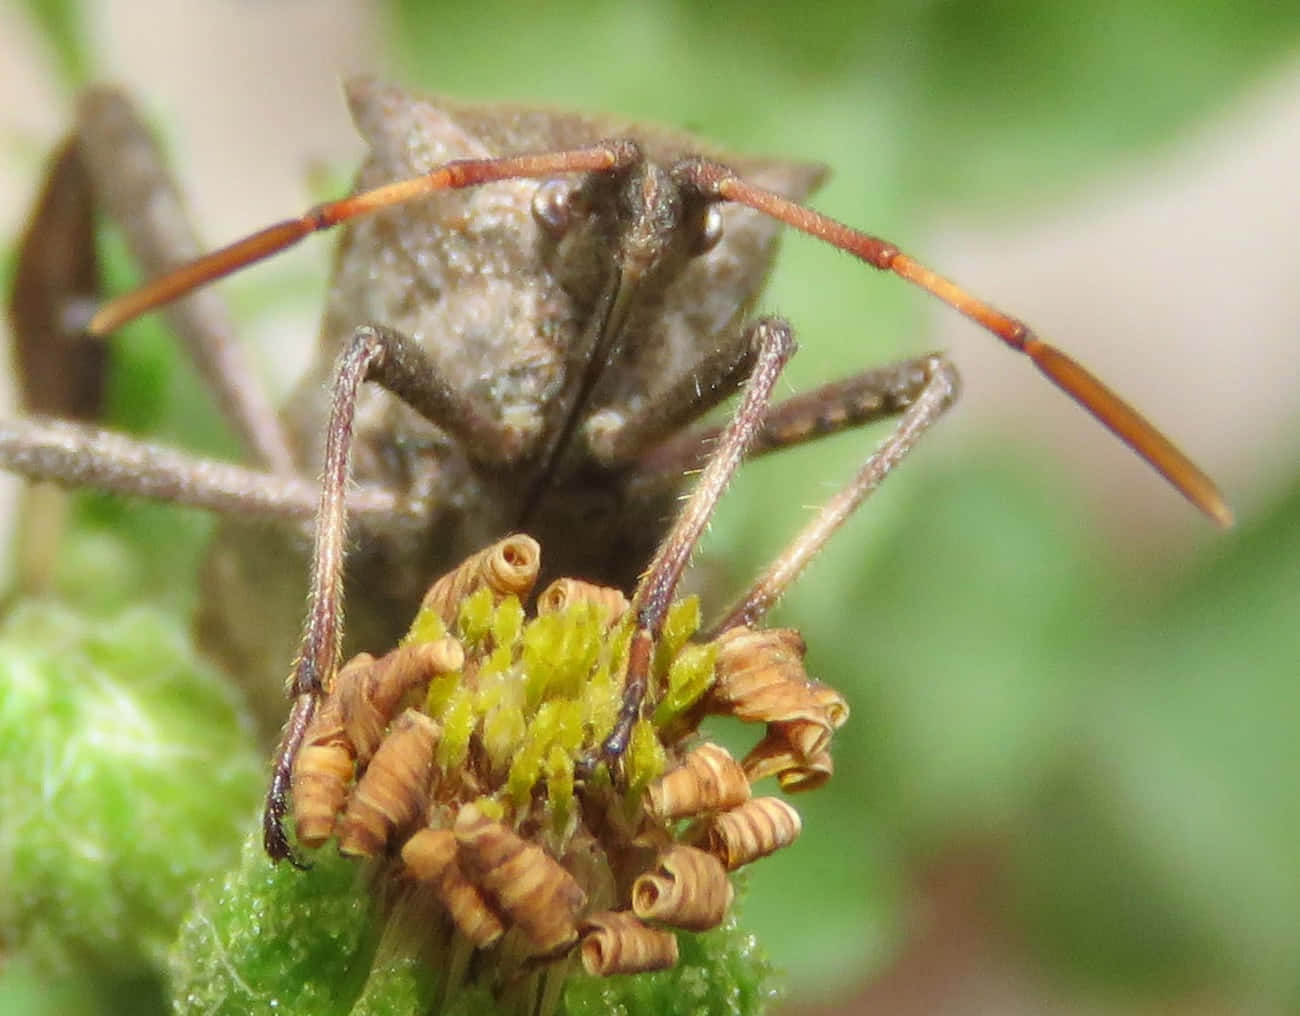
[673,159,1233,527]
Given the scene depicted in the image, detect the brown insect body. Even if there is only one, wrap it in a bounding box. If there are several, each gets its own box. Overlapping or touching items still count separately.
[7,78,1229,874]
[199,78,823,714]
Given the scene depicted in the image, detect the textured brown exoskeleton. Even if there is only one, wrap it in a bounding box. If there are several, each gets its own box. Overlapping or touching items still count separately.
[3,78,1231,865]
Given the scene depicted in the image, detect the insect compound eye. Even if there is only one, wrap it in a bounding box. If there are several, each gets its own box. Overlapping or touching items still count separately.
[688,204,724,257]
[532,178,576,235]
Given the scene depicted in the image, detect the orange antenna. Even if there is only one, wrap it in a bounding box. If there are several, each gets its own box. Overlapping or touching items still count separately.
[87,143,634,335]
[88,142,1231,527]
[675,161,1233,527]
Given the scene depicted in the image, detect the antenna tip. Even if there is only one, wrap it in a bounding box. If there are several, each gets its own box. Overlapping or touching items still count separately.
[86,304,116,337]
[1206,497,1235,529]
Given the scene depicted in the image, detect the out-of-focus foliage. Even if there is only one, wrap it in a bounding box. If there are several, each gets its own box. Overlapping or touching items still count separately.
[4,0,1299,1012]
[1014,474,1300,1004]
[18,0,88,85]
[389,0,1300,204]
[0,599,260,1002]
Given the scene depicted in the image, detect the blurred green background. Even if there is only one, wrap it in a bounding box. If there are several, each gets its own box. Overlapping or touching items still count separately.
[2,0,1299,1013]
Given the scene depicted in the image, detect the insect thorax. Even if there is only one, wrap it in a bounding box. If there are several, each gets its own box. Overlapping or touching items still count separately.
[196,78,826,743]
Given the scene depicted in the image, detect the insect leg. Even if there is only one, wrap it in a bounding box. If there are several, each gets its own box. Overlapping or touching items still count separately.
[599,317,796,766]
[0,416,401,525]
[704,353,960,636]
[632,355,947,482]
[74,88,294,473]
[263,322,538,862]
[584,327,759,467]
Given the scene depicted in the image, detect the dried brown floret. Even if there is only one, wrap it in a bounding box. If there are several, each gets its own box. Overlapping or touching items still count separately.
[337,709,441,857]
[419,534,541,625]
[703,797,801,870]
[707,626,849,791]
[740,731,798,786]
[772,715,833,761]
[402,828,505,948]
[454,804,588,954]
[713,626,806,671]
[286,539,845,992]
[311,652,375,745]
[709,627,827,730]
[644,741,750,822]
[536,577,630,628]
[368,639,465,725]
[579,911,679,975]
[777,749,833,793]
[400,826,457,881]
[339,638,463,762]
[741,730,834,792]
[290,741,354,849]
[631,844,733,931]
[289,655,373,847]
[808,680,849,729]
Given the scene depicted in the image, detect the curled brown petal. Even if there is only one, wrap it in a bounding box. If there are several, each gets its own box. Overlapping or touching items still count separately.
[402,826,458,881]
[307,651,373,753]
[366,638,464,720]
[741,730,834,791]
[645,741,750,821]
[419,534,541,624]
[778,749,833,793]
[454,803,587,953]
[772,716,832,760]
[740,729,799,785]
[337,709,440,856]
[579,911,679,975]
[536,577,630,627]
[402,828,504,948]
[290,741,353,849]
[289,674,364,849]
[340,638,462,763]
[709,627,827,730]
[808,680,849,729]
[704,797,801,870]
[631,845,732,931]
[712,626,805,668]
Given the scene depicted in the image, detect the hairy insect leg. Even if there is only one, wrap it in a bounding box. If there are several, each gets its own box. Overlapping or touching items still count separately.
[598,318,796,766]
[73,88,293,473]
[632,355,946,483]
[584,323,760,468]
[0,416,401,524]
[263,323,541,862]
[706,353,960,636]
[3,89,302,590]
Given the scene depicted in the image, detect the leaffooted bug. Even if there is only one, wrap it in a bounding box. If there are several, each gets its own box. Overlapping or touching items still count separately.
[3,77,1231,865]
